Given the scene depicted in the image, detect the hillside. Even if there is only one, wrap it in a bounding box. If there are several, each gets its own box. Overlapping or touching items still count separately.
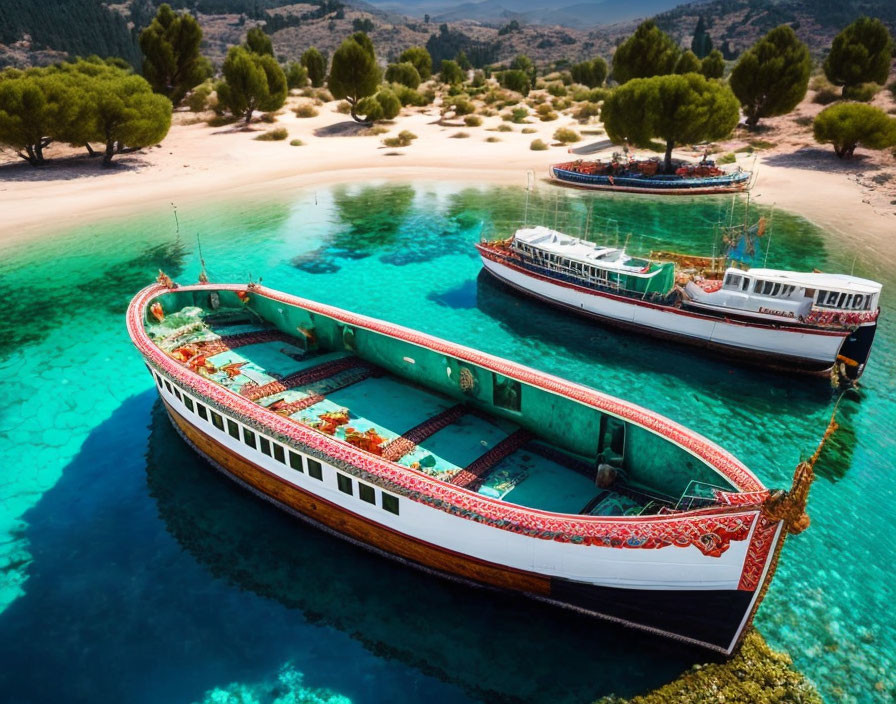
[2,0,895,70]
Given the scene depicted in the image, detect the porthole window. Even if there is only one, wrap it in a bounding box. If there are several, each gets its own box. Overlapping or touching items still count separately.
[359,483,375,504]
[337,473,353,495]
[382,492,400,515]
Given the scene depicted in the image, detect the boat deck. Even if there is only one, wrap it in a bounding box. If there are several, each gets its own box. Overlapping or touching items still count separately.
[152,307,661,517]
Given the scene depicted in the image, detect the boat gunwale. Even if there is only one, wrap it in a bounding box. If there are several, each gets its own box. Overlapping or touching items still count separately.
[128,282,768,531]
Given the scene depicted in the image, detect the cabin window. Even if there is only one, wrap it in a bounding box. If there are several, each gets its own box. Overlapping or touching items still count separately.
[174,388,182,402]
[492,373,522,413]
[164,380,172,393]
[359,483,375,504]
[740,277,750,291]
[184,396,194,412]
[382,492,400,515]
[243,428,257,449]
[852,295,865,310]
[210,411,224,431]
[724,273,742,289]
[273,443,286,463]
[307,458,323,480]
[153,373,162,389]
[227,419,239,439]
[196,403,208,421]
[259,437,271,456]
[337,473,353,495]
[289,451,304,471]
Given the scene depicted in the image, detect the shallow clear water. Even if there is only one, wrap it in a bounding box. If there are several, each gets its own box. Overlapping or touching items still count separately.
[0,181,893,703]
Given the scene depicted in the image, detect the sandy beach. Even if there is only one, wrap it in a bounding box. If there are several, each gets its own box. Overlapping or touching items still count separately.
[1,92,894,258]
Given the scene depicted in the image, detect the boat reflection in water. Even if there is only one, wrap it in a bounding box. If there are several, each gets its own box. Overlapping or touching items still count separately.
[145,401,698,703]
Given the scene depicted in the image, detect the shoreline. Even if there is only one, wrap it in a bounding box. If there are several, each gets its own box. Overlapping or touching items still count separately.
[2,100,894,262]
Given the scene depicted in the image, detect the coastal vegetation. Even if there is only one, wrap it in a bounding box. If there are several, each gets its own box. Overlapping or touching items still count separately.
[327,32,381,122]
[216,44,287,124]
[300,47,327,88]
[824,17,894,99]
[139,4,210,106]
[813,103,896,158]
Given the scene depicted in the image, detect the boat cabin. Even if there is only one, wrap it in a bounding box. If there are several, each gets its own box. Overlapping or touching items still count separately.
[510,226,675,297]
[687,267,881,323]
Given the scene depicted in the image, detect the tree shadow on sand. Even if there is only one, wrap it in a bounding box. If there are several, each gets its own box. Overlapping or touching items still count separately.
[0,152,148,182]
[762,148,881,173]
[313,120,374,137]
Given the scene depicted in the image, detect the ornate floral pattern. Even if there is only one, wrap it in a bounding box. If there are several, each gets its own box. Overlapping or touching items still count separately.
[128,284,773,569]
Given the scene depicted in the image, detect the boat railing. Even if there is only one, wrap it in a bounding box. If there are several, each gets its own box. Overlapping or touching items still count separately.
[675,480,733,512]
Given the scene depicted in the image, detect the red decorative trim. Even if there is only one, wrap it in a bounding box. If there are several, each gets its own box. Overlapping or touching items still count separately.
[240,357,370,401]
[128,283,768,558]
[738,515,779,590]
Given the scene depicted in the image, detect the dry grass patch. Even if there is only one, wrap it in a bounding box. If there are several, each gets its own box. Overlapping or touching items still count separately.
[254,128,289,141]
[530,139,548,151]
[294,104,319,118]
[382,130,417,147]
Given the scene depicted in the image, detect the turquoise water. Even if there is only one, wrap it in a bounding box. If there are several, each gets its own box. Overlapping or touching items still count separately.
[0,181,893,702]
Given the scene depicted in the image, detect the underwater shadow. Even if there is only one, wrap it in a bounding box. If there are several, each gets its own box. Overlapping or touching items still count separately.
[0,391,698,704]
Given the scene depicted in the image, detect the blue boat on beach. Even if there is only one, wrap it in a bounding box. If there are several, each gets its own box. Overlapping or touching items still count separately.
[550,158,752,195]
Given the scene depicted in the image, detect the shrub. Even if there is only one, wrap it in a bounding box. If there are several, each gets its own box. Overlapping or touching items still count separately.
[521,127,537,134]
[717,152,736,164]
[553,127,581,143]
[813,102,896,158]
[382,130,417,147]
[255,127,288,141]
[336,101,351,114]
[391,83,428,107]
[530,139,548,150]
[289,138,304,146]
[187,82,213,112]
[315,88,333,102]
[499,69,531,96]
[285,61,308,90]
[447,96,475,116]
[207,114,237,127]
[294,103,319,118]
[546,82,567,97]
[385,62,422,89]
[364,125,389,136]
[259,112,278,123]
[464,114,483,126]
[574,102,601,123]
[507,106,529,123]
[450,131,470,138]
[536,104,558,121]
[485,136,501,142]
[842,82,880,102]
[496,123,513,132]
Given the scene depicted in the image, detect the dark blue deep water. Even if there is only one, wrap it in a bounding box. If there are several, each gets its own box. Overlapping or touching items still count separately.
[0,182,894,703]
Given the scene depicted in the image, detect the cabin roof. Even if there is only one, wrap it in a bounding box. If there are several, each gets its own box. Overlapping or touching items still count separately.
[730,267,881,295]
[513,226,659,275]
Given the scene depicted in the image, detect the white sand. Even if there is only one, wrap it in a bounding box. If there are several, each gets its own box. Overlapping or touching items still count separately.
[1,95,894,261]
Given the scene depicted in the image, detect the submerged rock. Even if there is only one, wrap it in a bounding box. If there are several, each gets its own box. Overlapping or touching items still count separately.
[596,630,821,704]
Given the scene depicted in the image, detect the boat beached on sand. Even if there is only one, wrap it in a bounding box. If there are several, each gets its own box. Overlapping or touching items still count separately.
[550,156,751,195]
[129,275,820,655]
[476,226,881,383]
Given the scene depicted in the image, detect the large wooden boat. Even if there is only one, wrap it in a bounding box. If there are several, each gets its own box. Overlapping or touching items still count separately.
[129,277,818,655]
[550,158,751,195]
[476,226,881,382]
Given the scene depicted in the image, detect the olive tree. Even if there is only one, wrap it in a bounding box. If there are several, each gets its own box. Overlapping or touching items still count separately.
[824,17,893,98]
[328,34,381,122]
[570,57,607,88]
[399,46,432,80]
[602,72,739,173]
[301,47,327,87]
[813,102,896,159]
[612,20,680,84]
[217,46,287,124]
[139,3,209,106]
[729,25,810,128]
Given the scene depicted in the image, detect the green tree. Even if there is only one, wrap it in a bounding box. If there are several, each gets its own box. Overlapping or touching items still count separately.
[245,26,273,56]
[456,50,472,72]
[285,61,308,90]
[824,17,893,97]
[700,49,725,79]
[217,46,287,124]
[385,62,421,89]
[61,59,172,165]
[440,59,465,85]
[813,102,896,158]
[399,46,432,80]
[357,88,401,122]
[570,57,607,88]
[0,68,78,165]
[691,16,713,59]
[602,72,739,173]
[498,69,531,96]
[675,50,701,74]
[138,3,208,106]
[301,47,327,87]
[730,25,810,128]
[328,34,381,122]
[612,20,681,84]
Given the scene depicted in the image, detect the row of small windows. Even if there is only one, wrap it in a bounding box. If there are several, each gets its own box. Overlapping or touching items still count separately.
[516,244,611,281]
[815,289,871,311]
[723,274,873,311]
[151,370,400,516]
